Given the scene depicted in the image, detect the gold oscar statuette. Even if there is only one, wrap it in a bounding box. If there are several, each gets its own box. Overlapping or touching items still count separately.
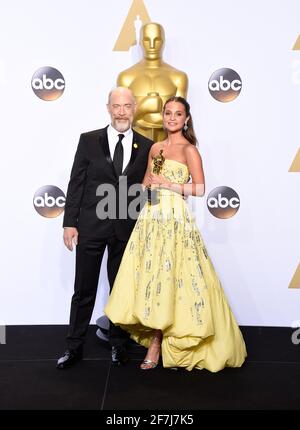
[117,22,188,142]
[147,149,165,205]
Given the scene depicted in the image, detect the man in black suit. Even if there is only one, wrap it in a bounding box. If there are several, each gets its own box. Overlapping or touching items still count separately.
[57,87,153,369]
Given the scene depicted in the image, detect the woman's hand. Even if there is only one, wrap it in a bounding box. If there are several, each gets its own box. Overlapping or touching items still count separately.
[147,172,168,186]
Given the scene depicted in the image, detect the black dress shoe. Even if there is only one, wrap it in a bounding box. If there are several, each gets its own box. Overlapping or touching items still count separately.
[111,346,129,366]
[56,349,83,369]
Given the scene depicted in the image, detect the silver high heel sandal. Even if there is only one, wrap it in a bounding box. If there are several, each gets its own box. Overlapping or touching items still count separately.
[140,336,161,370]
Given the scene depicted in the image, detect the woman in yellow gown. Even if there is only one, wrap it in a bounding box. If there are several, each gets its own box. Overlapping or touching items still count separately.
[105,96,247,372]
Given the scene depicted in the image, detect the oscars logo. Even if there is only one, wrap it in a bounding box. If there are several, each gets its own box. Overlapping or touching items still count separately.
[113,0,150,51]
[289,148,300,172]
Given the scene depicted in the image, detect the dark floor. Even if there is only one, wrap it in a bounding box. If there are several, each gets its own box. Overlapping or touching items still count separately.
[0,325,300,410]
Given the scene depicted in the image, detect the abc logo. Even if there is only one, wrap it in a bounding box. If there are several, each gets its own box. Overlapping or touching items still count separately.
[31,67,65,101]
[207,186,240,219]
[33,185,65,218]
[208,68,242,102]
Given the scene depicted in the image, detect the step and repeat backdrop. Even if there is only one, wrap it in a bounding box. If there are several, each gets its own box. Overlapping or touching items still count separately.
[1,0,299,327]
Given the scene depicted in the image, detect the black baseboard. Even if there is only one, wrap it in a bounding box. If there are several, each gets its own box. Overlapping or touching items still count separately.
[0,325,299,363]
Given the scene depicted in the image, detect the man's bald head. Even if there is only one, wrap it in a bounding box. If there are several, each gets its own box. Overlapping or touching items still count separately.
[107,87,136,133]
[107,87,136,105]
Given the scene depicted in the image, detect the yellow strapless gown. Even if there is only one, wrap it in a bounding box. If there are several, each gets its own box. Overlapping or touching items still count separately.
[105,159,247,372]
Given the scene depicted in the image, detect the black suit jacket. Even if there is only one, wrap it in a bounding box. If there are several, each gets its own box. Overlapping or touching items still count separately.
[63,126,153,241]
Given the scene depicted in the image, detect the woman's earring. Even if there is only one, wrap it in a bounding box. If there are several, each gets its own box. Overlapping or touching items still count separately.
[183,122,188,131]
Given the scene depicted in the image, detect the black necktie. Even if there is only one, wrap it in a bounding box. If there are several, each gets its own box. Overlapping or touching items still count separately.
[113,133,125,176]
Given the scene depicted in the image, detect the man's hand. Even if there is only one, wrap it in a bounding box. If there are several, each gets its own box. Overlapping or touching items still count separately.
[63,227,78,251]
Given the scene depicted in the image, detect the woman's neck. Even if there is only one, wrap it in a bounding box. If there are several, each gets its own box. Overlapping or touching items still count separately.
[166,131,184,145]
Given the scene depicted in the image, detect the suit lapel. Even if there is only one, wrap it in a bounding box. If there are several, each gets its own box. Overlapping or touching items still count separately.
[122,130,140,176]
[99,126,117,178]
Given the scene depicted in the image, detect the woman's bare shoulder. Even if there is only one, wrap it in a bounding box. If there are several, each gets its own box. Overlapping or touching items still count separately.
[184,143,200,158]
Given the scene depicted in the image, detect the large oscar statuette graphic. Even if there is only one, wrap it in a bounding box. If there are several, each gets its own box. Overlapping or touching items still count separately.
[147,149,165,205]
[117,22,188,142]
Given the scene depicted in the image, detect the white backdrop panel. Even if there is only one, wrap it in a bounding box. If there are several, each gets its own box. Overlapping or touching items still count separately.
[0,0,299,326]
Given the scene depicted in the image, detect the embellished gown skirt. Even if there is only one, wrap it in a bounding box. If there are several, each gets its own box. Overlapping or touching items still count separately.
[105,160,247,371]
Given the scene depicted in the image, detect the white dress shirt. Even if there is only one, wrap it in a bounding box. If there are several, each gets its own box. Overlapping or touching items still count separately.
[107,125,133,173]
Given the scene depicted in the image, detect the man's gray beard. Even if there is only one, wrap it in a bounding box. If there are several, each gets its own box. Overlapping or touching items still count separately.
[114,119,131,132]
